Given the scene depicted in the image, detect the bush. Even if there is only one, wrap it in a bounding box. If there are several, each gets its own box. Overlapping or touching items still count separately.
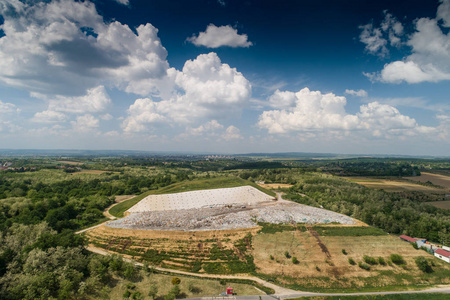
[412,242,419,250]
[378,257,386,265]
[363,255,378,265]
[148,285,158,299]
[171,277,181,285]
[390,254,406,265]
[132,292,144,300]
[284,251,291,259]
[269,255,274,260]
[342,249,347,255]
[188,283,202,294]
[315,265,321,271]
[358,262,370,270]
[123,290,131,299]
[415,256,433,273]
[348,258,356,265]
[292,257,299,264]
[219,279,226,286]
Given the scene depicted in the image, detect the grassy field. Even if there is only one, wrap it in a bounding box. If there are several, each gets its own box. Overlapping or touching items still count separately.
[100,270,264,300]
[344,177,444,193]
[427,200,450,210]
[109,176,276,218]
[405,172,450,189]
[253,229,450,292]
[294,294,450,300]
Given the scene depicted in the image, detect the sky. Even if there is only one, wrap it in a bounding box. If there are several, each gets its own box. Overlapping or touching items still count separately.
[0,0,449,155]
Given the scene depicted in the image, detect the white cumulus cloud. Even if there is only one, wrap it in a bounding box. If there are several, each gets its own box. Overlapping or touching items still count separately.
[0,0,168,96]
[345,89,368,97]
[223,126,243,140]
[258,88,433,139]
[187,24,252,48]
[32,110,67,124]
[363,0,450,84]
[122,53,251,132]
[71,114,99,132]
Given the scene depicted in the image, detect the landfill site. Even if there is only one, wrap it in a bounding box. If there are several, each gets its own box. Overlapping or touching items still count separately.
[107,186,356,231]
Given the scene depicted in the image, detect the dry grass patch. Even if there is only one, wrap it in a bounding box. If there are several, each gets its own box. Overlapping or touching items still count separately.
[258,183,294,189]
[427,200,450,210]
[254,230,450,290]
[405,172,450,189]
[73,170,119,175]
[57,160,84,165]
[107,272,263,299]
[344,177,442,192]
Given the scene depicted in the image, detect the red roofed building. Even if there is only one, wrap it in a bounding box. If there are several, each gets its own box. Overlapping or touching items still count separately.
[399,235,417,243]
[434,248,450,263]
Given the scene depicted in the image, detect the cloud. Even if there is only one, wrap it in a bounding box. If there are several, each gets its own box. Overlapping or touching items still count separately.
[359,23,388,57]
[71,114,99,132]
[43,86,111,114]
[359,11,403,57]
[188,120,224,136]
[345,89,368,97]
[0,100,19,114]
[258,87,433,138]
[268,90,298,109]
[122,53,251,132]
[363,1,450,84]
[0,0,168,96]
[32,110,67,123]
[223,126,243,140]
[114,0,129,5]
[187,24,252,48]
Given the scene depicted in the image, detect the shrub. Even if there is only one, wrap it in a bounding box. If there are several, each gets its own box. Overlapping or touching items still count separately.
[188,283,202,294]
[342,249,347,255]
[284,251,291,259]
[378,257,386,265]
[363,255,378,265]
[390,254,406,265]
[126,283,136,290]
[132,292,144,300]
[148,285,158,299]
[292,257,299,264]
[412,242,419,250]
[315,265,321,271]
[358,262,370,270]
[171,277,181,285]
[348,258,356,265]
[269,255,274,260]
[415,256,433,273]
[219,279,226,286]
[123,290,131,299]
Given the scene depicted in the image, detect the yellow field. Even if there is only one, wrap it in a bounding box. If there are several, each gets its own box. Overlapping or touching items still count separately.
[105,273,263,299]
[344,177,443,192]
[427,200,450,210]
[257,183,294,189]
[57,160,84,165]
[72,170,119,175]
[253,230,450,289]
[405,172,450,189]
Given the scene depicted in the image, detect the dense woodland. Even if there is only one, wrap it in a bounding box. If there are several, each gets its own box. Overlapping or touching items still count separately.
[0,155,450,299]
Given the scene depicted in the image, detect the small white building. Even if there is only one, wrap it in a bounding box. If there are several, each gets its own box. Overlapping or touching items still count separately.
[434,248,450,263]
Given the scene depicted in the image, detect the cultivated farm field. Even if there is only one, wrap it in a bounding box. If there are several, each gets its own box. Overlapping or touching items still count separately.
[344,177,444,193]
[405,172,450,189]
[253,226,450,292]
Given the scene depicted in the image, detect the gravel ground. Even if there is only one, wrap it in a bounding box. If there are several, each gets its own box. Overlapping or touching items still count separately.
[107,202,355,231]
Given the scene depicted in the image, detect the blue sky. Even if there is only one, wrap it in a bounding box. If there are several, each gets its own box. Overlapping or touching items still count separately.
[0,0,449,155]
